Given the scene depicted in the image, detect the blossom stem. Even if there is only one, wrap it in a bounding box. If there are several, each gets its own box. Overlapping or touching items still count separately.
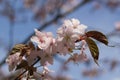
[14,57,41,80]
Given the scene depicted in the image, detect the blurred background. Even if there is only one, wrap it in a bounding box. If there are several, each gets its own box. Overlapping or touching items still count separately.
[0,0,120,80]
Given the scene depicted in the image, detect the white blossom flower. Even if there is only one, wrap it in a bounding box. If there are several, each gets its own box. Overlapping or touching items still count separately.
[72,24,87,36]
[58,18,87,39]
[6,18,88,80]
[27,49,54,66]
[38,51,54,66]
[42,66,54,74]
[57,20,73,38]
[31,29,56,54]
[66,53,87,64]
[56,18,87,55]
[6,52,21,71]
[56,37,74,55]
[26,50,41,65]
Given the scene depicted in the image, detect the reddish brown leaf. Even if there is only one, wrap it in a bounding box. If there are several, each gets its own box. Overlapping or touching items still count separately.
[85,37,99,65]
[86,31,108,45]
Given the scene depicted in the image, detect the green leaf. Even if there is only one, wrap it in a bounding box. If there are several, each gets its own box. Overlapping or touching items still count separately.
[86,31,108,45]
[16,60,28,70]
[85,37,99,65]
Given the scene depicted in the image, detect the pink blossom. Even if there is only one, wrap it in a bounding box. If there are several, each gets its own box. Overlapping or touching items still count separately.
[66,53,87,64]
[27,50,54,66]
[31,29,56,54]
[26,50,41,65]
[73,24,87,36]
[56,37,75,55]
[57,19,73,38]
[115,21,120,30]
[42,66,54,74]
[45,38,57,54]
[57,18,87,42]
[6,52,21,71]
[38,51,54,66]
[6,18,89,80]
[60,19,87,37]
[56,18,87,55]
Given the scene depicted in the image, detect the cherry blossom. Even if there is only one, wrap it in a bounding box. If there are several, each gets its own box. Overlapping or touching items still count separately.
[115,21,120,30]
[56,18,87,55]
[5,18,96,80]
[66,53,87,64]
[56,37,74,55]
[42,66,54,74]
[57,18,87,40]
[27,49,54,66]
[26,50,41,65]
[31,29,55,53]
[6,52,22,71]
[40,53,53,66]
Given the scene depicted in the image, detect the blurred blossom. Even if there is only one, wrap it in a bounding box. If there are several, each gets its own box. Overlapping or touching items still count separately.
[92,1,101,10]
[110,60,118,71]
[82,68,102,77]
[115,21,120,31]
[107,0,120,9]
[62,0,81,12]
[24,0,36,8]
[42,66,54,74]
[66,52,87,63]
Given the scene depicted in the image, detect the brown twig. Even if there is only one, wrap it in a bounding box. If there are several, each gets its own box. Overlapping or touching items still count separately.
[14,57,40,80]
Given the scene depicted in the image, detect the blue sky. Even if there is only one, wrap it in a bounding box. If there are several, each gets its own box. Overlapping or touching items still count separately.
[0,2,120,80]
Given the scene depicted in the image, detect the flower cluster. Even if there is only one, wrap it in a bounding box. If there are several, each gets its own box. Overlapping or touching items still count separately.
[6,18,108,79]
